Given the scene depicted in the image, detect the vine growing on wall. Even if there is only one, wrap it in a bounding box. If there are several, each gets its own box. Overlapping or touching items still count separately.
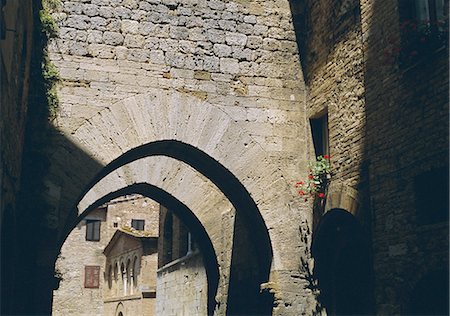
[40,0,61,119]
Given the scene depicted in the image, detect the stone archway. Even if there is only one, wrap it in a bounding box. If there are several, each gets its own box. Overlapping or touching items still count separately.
[82,183,220,315]
[47,88,307,315]
[59,140,275,315]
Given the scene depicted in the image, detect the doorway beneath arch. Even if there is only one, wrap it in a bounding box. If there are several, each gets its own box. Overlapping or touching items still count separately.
[312,208,373,315]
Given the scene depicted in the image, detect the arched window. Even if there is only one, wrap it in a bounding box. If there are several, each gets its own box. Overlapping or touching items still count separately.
[107,264,112,289]
[132,256,138,289]
[126,259,131,295]
[121,262,126,296]
[114,262,119,295]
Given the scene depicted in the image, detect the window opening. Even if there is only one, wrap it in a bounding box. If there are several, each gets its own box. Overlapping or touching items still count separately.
[86,219,101,241]
[131,219,145,231]
[310,113,329,157]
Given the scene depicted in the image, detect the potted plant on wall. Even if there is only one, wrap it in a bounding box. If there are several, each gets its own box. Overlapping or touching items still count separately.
[295,155,331,202]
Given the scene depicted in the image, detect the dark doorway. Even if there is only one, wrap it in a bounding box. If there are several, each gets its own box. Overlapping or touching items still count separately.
[312,208,372,315]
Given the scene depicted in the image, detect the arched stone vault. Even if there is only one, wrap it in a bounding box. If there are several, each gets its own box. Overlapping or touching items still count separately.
[54,89,304,272]
[49,88,308,314]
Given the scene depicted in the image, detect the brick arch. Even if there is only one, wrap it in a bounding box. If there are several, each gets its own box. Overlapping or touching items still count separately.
[75,155,233,261]
[71,140,272,267]
[325,183,360,216]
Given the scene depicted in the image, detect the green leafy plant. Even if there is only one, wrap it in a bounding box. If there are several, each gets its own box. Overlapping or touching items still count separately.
[40,0,61,38]
[40,0,61,119]
[295,155,331,201]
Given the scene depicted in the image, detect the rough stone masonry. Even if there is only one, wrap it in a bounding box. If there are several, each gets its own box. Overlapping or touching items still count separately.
[46,0,315,315]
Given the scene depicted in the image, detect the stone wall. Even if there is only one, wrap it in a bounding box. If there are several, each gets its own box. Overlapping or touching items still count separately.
[360,0,449,313]
[296,0,448,314]
[53,208,107,316]
[156,252,207,316]
[301,0,366,206]
[0,1,36,314]
[46,0,314,314]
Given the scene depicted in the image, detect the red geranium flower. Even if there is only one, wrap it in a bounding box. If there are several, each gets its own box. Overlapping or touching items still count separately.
[308,174,314,179]
[318,192,325,198]
[324,155,330,159]
[298,190,305,196]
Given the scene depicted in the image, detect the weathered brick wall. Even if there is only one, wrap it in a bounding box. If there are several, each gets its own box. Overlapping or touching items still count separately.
[361,0,449,314]
[300,0,448,314]
[156,252,208,316]
[53,195,160,315]
[303,0,366,193]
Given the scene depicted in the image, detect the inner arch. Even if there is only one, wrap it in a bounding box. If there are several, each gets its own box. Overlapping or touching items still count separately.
[80,183,219,315]
[61,140,274,315]
[70,140,272,278]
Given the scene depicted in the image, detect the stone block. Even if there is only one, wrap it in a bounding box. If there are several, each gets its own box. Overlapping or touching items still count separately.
[203,56,220,72]
[103,31,124,45]
[225,32,247,46]
[88,44,115,59]
[194,71,211,81]
[83,4,99,16]
[70,42,88,56]
[213,44,232,58]
[90,16,107,30]
[121,19,140,34]
[149,50,165,64]
[99,6,114,18]
[206,29,226,44]
[220,58,240,74]
[127,49,149,62]
[124,34,145,48]
[65,15,90,30]
[87,30,103,44]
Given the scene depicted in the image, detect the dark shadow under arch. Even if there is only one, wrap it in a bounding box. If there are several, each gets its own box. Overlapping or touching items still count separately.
[312,208,373,316]
[78,183,219,315]
[60,140,274,315]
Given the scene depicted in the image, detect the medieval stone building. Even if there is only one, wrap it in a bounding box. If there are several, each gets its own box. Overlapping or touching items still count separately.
[1,0,448,315]
[52,195,160,315]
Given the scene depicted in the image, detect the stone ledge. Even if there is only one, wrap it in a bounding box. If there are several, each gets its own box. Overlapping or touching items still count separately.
[157,250,201,274]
